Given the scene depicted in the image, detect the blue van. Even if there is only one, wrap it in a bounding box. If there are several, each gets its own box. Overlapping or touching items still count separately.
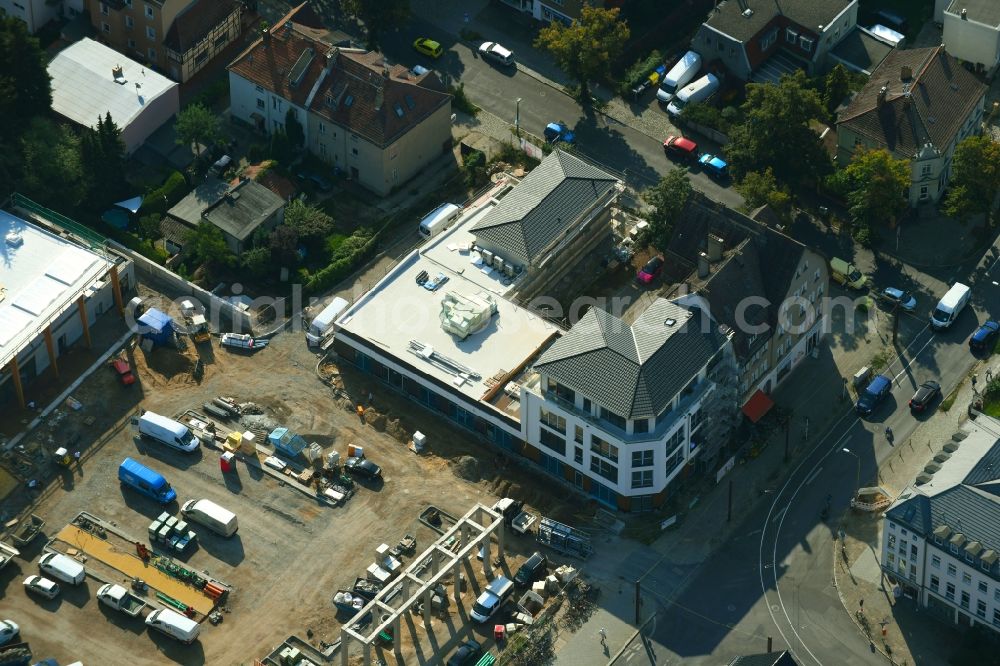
[118,457,176,504]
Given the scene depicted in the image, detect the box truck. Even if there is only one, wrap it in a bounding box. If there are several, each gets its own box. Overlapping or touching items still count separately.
[306,296,350,346]
[136,411,200,453]
[181,499,238,537]
[666,73,720,116]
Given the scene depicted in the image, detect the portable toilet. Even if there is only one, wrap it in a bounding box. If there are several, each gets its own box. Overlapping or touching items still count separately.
[137,308,174,346]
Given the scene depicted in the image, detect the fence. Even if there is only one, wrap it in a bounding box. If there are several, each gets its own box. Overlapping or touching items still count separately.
[681,120,730,146]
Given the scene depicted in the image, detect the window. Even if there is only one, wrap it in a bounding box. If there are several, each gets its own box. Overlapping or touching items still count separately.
[887,552,895,565]
[146,26,155,39]
[799,36,814,52]
[631,470,653,489]
[786,28,798,43]
[901,528,908,536]
[255,84,264,93]
[127,38,136,48]
[932,555,941,569]
[961,591,970,609]
[538,426,566,456]
[930,574,940,591]
[319,122,326,134]
[195,51,208,65]
[899,539,907,552]
[978,600,987,618]
[980,581,988,594]
[982,560,991,572]
[760,28,777,50]
[591,436,618,463]
[147,48,156,61]
[600,407,626,430]
[632,450,653,468]
[352,147,359,156]
[539,408,566,434]
[920,185,929,200]
[256,98,265,109]
[994,609,1000,627]
[995,589,1000,602]
[921,164,932,177]
[963,572,972,586]
[125,15,133,27]
[215,34,227,49]
[910,545,917,558]
[948,564,957,577]
[665,446,684,476]
[100,2,109,15]
[888,534,896,548]
[634,419,649,434]
[574,447,583,464]
[574,426,583,444]
[102,22,111,33]
[144,3,154,19]
[590,457,617,483]
[951,543,959,555]
[946,582,955,600]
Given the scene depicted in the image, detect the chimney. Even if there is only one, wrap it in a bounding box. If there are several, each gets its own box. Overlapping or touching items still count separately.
[707,233,724,262]
[698,252,710,278]
[877,85,888,108]
[900,65,912,81]
[112,65,124,80]
[961,8,968,19]
[262,28,271,47]
[374,86,383,111]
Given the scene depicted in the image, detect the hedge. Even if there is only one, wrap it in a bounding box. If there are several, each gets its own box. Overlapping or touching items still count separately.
[304,231,380,294]
[141,171,190,216]
[617,50,662,97]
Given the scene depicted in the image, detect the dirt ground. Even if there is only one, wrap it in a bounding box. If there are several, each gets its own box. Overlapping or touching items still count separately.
[0,284,582,666]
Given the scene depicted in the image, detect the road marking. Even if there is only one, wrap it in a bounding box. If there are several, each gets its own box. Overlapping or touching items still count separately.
[804,467,823,485]
[747,528,763,537]
[771,506,788,524]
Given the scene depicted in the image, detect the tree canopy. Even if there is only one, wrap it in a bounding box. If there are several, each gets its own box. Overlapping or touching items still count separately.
[823,64,850,117]
[184,222,234,268]
[829,148,909,229]
[0,17,51,194]
[342,0,409,49]
[285,108,305,149]
[642,169,692,252]
[284,199,335,243]
[735,168,792,221]
[534,6,629,100]
[175,103,221,157]
[80,113,128,210]
[943,135,1000,226]
[19,117,86,209]
[725,71,831,188]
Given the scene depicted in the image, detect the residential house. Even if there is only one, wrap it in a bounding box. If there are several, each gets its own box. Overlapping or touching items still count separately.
[0,0,60,33]
[89,0,242,83]
[936,0,1000,75]
[836,46,988,206]
[228,3,453,197]
[669,194,828,419]
[48,38,180,155]
[166,177,285,255]
[881,415,1000,632]
[496,0,603,24]
[691,0,858,83]
[469,149,622,302]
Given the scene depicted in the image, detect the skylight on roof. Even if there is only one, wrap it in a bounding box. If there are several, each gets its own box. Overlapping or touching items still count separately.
[394,103,404,117]
[344,95,354,107]
[405,94,415,109]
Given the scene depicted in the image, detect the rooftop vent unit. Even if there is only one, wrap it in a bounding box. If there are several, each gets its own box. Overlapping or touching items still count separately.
[5,230,24,247]
[440,291,497,339]
[112,65,126,84]
[742,7,753,18]
[664,318,677,327]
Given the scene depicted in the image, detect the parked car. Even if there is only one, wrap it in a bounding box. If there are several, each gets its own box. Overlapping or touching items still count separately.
[881,287,917,312]
[297,170,333,192]
[447,640,483,666]
[662,135,698,163]
[908,381,941,413]
[344,456,382,479]
[698,153,728,178]
[543,122,575,145]
[636,256,664,284]
[856,374,892,416]
[969,321,1000,354]
[513,552,547,586]
[478,42,514,66]
[413,37,443,58]
[0,620,19,646]
[23,575,59,600]
[110,357,136,385]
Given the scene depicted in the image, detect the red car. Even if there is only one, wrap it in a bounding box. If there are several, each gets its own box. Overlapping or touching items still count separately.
[111,357,136,386]
[636,256,664,284]
[663,135,698,162]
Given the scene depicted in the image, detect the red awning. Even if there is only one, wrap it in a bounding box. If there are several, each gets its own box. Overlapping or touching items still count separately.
[742,390,775,423]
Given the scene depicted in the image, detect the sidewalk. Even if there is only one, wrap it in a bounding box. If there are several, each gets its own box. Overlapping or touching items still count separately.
[834,369,980,665]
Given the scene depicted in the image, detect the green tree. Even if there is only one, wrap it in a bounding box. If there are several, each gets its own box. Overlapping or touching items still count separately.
[184,221,234,268]
[726,71,831,188]
[284,199,334,242]
[269,224,299,265]
[19,117,85,208]
[81,112,128,210]
[137,214,162,240]
[642,169,692,251]
[241,246,272,279]
[829,148,909,229]
[175,103,221,157]
[823,63,850,116]
[285,108,305,149]
[943,135,1000,226]
[268,128,294,166]
[0,18,50,144]
[534,6,630,101]
[342,0,409,49]
[736,168,792,220]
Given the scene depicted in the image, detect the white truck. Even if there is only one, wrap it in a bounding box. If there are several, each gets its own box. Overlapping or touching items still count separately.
[305,297,349,347]
[0,543,19,572]
[667,72,720,117]
[136,411,201,453]
[97,583,149,618]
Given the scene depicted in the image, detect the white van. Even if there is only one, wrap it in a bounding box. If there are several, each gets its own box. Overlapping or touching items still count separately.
[930,283,971,330]
[181,498,238,537]
[656,51,701,104]
[145,608,201,643]
[137,411,200,453]
[417,203,461,239]
[667,73,720,117]
[470,575,514,622]
[305,296,349,346]
[38,552,86,585]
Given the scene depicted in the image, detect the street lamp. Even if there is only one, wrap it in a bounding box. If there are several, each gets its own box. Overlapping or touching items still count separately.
[842,448,860,496]
[515,98,522,136]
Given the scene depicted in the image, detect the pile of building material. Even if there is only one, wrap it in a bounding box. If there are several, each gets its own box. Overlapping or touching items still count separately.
[148,511,197,555]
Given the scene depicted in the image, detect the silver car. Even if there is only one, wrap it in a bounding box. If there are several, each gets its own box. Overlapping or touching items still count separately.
[24,575,60,600]
[478,42,515,66]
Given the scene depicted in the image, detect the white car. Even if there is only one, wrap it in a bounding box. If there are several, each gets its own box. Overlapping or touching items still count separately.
[478,42,514,66]
[882,287,917,311]
[0,619,19,646]
[24,575,60,599]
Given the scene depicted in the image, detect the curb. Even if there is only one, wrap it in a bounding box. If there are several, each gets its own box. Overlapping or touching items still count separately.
[831,533,900,664]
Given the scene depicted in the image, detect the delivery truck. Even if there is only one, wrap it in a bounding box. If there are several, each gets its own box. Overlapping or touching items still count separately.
[136,411,200,453]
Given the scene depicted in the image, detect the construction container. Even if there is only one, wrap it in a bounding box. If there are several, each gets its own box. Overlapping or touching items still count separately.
[225,432,243,452]
[326,451,341,468]
[240,431,256,455]
[348,444,364,458]
[157,524,171,542]
[412,431,426,452]
[148,521,161,542]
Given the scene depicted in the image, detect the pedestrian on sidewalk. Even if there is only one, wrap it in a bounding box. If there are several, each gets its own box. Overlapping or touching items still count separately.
[599,627,607,646]
[885,426,894,444]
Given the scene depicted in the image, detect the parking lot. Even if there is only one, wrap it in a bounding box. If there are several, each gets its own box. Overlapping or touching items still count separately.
[0,285,579,665]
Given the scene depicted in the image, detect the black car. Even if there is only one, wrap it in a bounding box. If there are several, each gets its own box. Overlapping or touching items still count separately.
[513,551,548,586]
[909,381,941,412]
[297,170,333,192]
[447,639,483,666]
[344,456,382,479]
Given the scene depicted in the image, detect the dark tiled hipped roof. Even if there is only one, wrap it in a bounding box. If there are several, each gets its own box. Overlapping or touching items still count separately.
[704,0,853,42]
[163,0,240,53]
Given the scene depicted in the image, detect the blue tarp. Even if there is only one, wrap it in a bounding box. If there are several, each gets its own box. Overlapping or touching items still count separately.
[268,427,307,457]
[137,307,174,345]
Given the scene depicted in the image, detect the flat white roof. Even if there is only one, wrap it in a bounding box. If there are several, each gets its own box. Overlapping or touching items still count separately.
[0,211,112,368]
[338,181,560,402]
[47,38,177,133]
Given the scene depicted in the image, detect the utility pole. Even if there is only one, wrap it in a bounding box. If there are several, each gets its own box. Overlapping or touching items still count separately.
[635,579,641,624]
[783,412,792,462]
[892,302,900,344]
[727,479,733,522]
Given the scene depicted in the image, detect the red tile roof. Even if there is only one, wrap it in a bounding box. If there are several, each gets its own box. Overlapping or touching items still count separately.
[163,0,240,54]
[228,3,451,148]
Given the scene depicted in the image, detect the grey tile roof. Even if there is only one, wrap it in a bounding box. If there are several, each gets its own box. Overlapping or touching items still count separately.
[830,27,895,75]
[947,0,1000,26]
[729,651,799,666]
[704,0,853,43]
[533,300,725,419]
[203,179,285,242]
[471,150,619,265]
[838,46,988,156]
